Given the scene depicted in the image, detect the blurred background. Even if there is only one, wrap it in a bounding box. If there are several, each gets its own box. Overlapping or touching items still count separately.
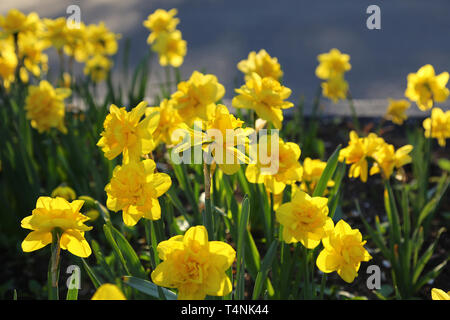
[2,0,450,114]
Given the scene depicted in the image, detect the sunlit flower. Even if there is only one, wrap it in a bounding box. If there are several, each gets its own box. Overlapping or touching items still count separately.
[42,17,68,50]
[21,197,92,257]
[237,49,283,81]
[97,101,160,163]
[91,284,126,300]
[171,71,225,124]
[321,75,348,103]
[25,80,71,134]
[151,225,235,300]
[105,159,171,226]
[151,29,187,68]
[246,137,302,194]
[423,107,450,147]
[145,98,184,147]
[84,54,113,82]
[0,9,40,35]
[276,190,333,249]
[339,131,385,183]
[431,288,450,300]
[370,144,413,179]
[300,157,334,195]
[232,72,293,129]
[315,48,351,80]
[18,32,49,79]
[405,64,449,111]
[143,8,179,44]
[384,99,411,125]
[85,22,119,57]
[0,36,18,88]
[64,22,89,62]
[203,105,252,175]
[316,220,372,283]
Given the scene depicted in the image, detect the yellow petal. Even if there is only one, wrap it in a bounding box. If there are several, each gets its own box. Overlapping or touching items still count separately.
[316,249,339,273]
[205,267,233,296]
[22,231,52,252]
[122,208,142,227]
[209,241,236,270]
[60,230,92,258]
[337,266,358,283]
[157,237,184,261]
[91,284,126,300]
[151,261,178,288]
[431,288,450,300]
[183,225,209,248]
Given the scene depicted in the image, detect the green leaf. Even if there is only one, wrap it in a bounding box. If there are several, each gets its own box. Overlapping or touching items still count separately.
[103,224,130,275]
[110,226,147,278]
[80,258,102,289]
[252,241,278,299]
[412,227,445,284]
[236,195,250,300]
[122,276,177,300]
[313,145,341,197]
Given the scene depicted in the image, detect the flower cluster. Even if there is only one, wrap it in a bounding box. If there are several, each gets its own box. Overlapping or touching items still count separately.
[143,8,186,67]
[315,48,351,103]
[98,101,172,226]
[25,80,71,134]
[423,107,450,147]
[339,131,413,182]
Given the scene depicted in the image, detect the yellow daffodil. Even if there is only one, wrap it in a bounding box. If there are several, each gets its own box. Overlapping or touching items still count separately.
[276,190,333,249]
[84,54,113,82]
[0,9,40,35]
[42,17,68,50]
[174,105,253,175]
[232,72,293,129]
[431,288,450,300]
[315,48,351,80]
[151,29,187,68]
[321,75,348,103]
[204,104,253,175]
[405,64,449,111]
[316,220,372,283]
[97,101,160,163]
[64,22,89,62]
[339,131,385,182]
[145,98,184,147]
[237,49,283,81]
[105,159,171,226]
[51,186,77,201]
[300,157,334,195]
[25,80,71,134]
[18,32,49,79]
[151,225,235,300]
[143,9,179,44]
[171,71,225,124]
[21,197,92,257]
[423,107,450,147]
[246,137,303,194]
[0,36,18,89]
[370,144,413,179]
[384,99,411,125]
[85,22,119,57]
[91,284,126,300]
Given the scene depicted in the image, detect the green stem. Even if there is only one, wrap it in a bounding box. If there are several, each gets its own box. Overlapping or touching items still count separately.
[48,228,62,300]
[347,92,361,133]
[203,162,214,240]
